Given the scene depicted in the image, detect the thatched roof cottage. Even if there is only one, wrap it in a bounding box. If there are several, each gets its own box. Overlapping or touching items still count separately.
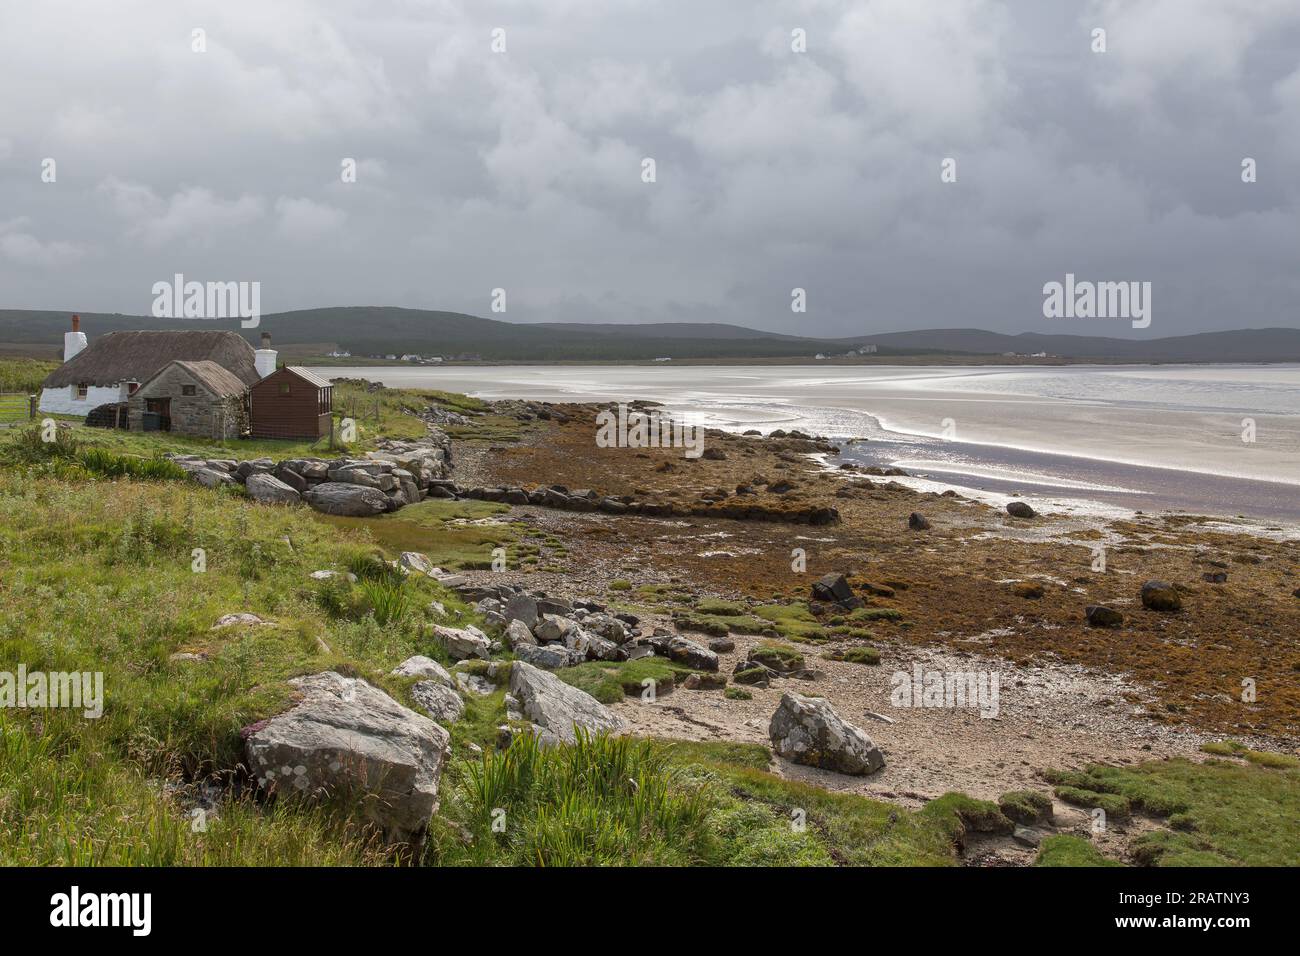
[39,316,269,417]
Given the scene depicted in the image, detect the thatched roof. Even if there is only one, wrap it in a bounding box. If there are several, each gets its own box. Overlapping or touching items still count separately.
[43,330,258,388]
[145,360,250,399]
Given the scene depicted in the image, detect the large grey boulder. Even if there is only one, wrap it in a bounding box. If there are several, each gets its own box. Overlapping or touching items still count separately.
[245,473,302,505]
[503,594,539,630]
[411,681,465,724]
[398,551,436,576]
[304,482,389,517]
[514,643,576,670]
[667,637,719,672]
[194,467,235,488]
[431,624,491,660]
[769,692,885,775]
[534,614,574,643]
[506,619,537,648]
[508,661,624,743]
[391,655,453,686]
[243,671,450,845]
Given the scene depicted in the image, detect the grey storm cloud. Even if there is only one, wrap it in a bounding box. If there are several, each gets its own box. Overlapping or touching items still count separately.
[1,0,1298,337]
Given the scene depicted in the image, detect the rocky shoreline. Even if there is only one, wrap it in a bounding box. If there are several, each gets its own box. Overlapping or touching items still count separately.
[164,387,1296,862]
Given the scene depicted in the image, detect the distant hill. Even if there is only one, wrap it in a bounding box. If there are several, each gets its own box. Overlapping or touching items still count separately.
[2,308,1298,363]
[850,327,1300,362]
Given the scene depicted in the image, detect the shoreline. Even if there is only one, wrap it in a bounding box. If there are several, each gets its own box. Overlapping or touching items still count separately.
[309,363,1300,525]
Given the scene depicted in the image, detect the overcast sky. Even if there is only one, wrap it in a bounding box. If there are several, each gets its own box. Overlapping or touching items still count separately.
[2,0,1298,337]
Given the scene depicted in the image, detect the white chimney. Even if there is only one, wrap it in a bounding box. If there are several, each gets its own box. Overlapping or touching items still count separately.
[255,331,277,378]
[64,313,87,362]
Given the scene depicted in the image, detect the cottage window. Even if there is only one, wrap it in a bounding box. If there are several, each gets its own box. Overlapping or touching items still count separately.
[279,383,291,396]
[76,384,88,400]
[182,385,196,396]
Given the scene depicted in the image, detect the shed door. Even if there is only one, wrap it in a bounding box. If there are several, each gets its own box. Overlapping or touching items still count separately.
[145,397,171,431]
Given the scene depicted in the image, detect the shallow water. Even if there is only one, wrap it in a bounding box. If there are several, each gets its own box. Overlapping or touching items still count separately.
[315,364,1300,522]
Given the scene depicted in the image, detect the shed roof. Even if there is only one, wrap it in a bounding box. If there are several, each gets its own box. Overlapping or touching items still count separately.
[43,330,259,389]
[252,365,332,390]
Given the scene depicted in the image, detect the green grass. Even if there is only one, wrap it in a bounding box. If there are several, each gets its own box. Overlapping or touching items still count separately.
[1200,739,1300,768]
[1035,834,1122,867]
[919,793,1013,839]
[753,603,829,643]
[694,598,747,616]
[310,497,539,572]
[748,641,806,671]
[998,790,1053,825]
[555,658,688,704]
[426,730,715,866]
[1045,757,1300,866]
[0,357,57,393]
[825,646,880,665]
[427,734,985,867]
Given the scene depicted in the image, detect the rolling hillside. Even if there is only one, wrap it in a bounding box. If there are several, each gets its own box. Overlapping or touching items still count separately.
[2,308,1298,363]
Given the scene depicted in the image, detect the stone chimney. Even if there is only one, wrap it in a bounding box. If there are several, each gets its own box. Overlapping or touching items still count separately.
[64,314,87,362]
[255,331,278,378]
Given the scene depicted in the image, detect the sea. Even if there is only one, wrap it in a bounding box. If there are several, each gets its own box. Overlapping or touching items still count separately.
[311,364,1300,526]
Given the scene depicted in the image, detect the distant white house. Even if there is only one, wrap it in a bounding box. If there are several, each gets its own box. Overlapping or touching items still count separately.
[653,356,672,362]
[400,354,421,362]
[326,349,351,358]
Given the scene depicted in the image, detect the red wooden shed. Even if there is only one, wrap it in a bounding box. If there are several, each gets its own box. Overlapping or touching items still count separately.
[248,366,333,440]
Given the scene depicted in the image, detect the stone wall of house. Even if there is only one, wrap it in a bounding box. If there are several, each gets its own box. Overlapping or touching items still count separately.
[128,365,246,438]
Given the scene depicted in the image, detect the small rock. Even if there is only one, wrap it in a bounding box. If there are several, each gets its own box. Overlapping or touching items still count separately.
[431,624,491,660]
[907,512,931,531]
[398,552,436,576]
[391,655,453,686]
[682,673,727,690]
[1006,501,1037,519]
[506,619,537,648]
[667,637,720,671]
[1140,580,1182,613]
[1012,825,1043,848]
[212,613,269,629]
[811,572,853,603]
[1085,605,1124,628]
[411,681,465,724]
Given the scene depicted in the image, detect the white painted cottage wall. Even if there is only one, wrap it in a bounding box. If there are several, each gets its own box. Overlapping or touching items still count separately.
[38,384,128,415]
